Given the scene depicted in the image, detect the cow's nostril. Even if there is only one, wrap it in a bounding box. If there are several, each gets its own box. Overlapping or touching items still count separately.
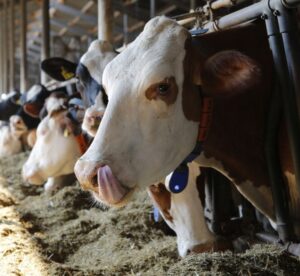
[186,249,192,255]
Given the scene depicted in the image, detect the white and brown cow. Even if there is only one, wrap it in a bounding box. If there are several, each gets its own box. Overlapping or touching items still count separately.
[41,40,118,137]
[74,16,300,240]
[148,162,227,257]
[22,95,86,193]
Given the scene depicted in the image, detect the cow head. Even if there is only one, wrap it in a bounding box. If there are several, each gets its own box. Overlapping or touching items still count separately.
[0,124,23,157]
[23,84,50,118]
[22,98,83,185]
[148,163,220,257]
[41,40,117,109]
[74,17,261,206]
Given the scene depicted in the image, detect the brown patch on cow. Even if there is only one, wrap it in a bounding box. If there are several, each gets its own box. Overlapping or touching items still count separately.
[148,183,173,222]
[201,50,261,98]
[193,23,275,188]
[181,37,202,122]
[145,77,178,106]
[190,239,233,254]
[24,103,43,118]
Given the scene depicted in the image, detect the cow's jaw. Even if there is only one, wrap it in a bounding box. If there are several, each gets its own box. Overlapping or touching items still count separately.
[75,17,199,206]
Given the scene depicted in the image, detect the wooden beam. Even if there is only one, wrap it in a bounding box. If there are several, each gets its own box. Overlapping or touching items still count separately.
[50,2,97,24]
[3,0,8,92]
[98,0,113,42]
[20,0,28,92]
[9,0,15,91]
[0,9,3,93]
[51,18,87,36]
[41,0,50,84]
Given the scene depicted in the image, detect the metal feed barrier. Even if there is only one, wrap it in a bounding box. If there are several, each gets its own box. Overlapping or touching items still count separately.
[180,0,300,255]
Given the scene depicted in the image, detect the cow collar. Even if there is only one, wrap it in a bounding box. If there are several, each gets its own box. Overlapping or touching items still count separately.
[168,96,213,193]
[65,106,90,155]
[75,133,89,154]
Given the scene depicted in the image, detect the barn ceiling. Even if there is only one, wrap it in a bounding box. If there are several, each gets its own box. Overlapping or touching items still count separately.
[2,0,199,63]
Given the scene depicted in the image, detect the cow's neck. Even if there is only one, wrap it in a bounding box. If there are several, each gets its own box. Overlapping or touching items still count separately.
[199,94,270,188]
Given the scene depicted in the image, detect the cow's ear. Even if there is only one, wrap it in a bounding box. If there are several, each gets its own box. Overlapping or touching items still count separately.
[198,50,261,98]
[41,57,77,81]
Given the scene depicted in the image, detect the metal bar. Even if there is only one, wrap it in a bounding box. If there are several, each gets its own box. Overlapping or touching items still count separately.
[150,0,156,18]
[203,0,300,31]
[98,0,113,43]
[9,0,15,91]
[41,0,50,85]
[276,8,300,118]
[20,0,27,93]
[275,6,300,202]
[123,13,128,46]
[263,46,293,241]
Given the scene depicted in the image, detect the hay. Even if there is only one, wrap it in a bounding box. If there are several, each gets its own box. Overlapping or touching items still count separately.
[0,152,300,275]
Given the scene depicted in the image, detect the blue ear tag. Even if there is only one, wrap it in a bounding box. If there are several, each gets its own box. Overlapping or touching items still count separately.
[169,163,189,193]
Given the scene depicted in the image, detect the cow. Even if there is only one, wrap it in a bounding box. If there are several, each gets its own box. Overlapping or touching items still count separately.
[41,39,117,110]
[22,94,87,193]
[74,16,300,246]
[0,121,23,157]
[149,162,220,256]
[0,90,22,121]
[21,83,76,119]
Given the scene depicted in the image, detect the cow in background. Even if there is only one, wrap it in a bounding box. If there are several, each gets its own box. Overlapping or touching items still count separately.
[0,90,22,121]
[41,40,118,137]
[22,94,86,193]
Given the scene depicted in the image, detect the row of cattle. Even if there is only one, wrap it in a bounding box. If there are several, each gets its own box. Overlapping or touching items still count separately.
[1,16,299,257]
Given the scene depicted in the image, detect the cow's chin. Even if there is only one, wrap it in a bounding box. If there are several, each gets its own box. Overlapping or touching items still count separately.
[91,188,135,207]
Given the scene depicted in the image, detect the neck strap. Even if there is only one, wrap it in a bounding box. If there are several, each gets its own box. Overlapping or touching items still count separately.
[168,97,213,193]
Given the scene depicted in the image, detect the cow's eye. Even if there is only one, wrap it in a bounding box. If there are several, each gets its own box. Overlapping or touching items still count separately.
[157,83,170,96]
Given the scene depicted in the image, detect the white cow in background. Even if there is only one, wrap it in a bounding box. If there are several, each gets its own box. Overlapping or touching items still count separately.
[22,95,85,193]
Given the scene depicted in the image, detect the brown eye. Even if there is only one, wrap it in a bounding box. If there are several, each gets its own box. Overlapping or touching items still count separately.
[157,83,170,96]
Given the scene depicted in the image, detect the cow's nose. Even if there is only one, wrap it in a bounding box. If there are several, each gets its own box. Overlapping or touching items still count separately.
[74,159,101,192]
[86,111,103,126]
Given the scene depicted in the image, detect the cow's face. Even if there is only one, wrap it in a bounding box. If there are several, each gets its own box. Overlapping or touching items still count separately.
[148,164,218,257]
[22,107,81,185]
[74,17,261,206]
[9,115,28,138]
[81,92,106,137]
[0,125,22,157]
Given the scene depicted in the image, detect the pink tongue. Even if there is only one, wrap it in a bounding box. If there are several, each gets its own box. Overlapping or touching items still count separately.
[97,165,128,204]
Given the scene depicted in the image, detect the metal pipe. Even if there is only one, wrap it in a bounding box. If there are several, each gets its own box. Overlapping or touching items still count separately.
[264,6,300,241]
[202,0,300,31]
[9,0,15,91]
[150,0,155,18]
[275,6,300,205]
[20,0,27,93]
[123,13,128,46]
[264,63,293,241]
[41,0,50,85]
[275,7,300,118]
[256,232,300,257]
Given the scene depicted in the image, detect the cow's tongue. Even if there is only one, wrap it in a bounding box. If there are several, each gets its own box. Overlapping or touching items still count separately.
[97,165,128,204]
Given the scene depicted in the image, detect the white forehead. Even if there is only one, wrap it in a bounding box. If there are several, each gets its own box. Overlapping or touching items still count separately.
[26,84,42,101]
[80,40,118,84]
[103,17,189,89]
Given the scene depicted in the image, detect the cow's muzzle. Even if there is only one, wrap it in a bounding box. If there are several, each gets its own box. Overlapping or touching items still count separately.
[74,159,131,206]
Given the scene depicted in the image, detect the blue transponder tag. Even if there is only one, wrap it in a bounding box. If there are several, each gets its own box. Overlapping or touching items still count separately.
[189,28,209,37]
[153,206,162,222]
[169,163,189,193]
